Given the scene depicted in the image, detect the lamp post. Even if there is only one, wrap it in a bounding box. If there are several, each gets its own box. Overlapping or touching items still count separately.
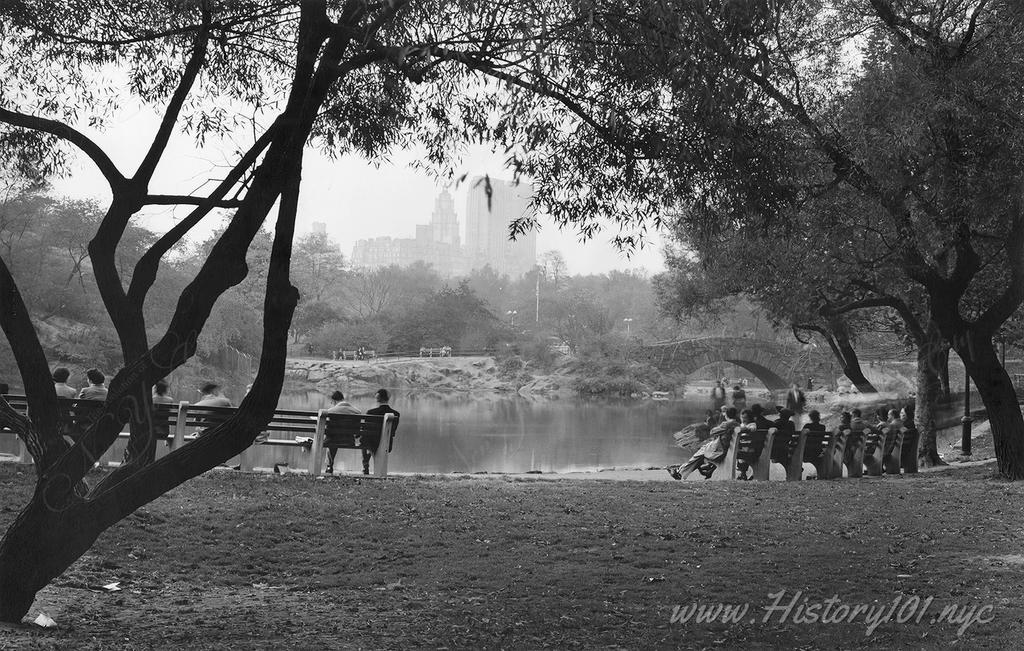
[507,310,517,328]
[535,266,541,324]
[961,362,973,457]
[624,317,633,336]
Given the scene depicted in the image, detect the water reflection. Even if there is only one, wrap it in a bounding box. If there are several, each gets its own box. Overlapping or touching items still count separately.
[274,389,708,474]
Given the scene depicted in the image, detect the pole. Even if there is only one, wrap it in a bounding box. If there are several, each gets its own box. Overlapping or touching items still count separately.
[535,268,540,323]
[961,363,972,457]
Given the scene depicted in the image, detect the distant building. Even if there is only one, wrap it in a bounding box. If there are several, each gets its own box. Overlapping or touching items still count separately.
[351,182,536,278]
[464,177,537,278]
[311,221,327,235]
[351,189,467,277]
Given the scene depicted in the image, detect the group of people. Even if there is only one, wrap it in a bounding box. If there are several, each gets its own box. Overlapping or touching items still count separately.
[710,379,809,416]
[838,405,915,467]
[669,390,916,481]
[50,367,401,474]
[52,366,109,400]
[668,402,810,481]
[324,388,399,475]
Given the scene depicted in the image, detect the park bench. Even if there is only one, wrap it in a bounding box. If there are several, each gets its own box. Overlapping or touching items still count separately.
[787,427,842,480]
[900,426,920,473]
[676,425,742,481]
[734,427,773,480]
[0,395,395,477]
[734,427,806,481]
[862,427,887,476]
[418,346,452,357]
[838,428,866,478]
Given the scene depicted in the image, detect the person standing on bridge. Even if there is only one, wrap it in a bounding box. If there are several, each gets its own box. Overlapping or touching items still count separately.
[710,380,727,411]
[785,383,807,427]
[730,384,746,411]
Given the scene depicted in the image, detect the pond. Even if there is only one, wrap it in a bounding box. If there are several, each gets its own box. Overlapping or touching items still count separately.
[270,389,713,474]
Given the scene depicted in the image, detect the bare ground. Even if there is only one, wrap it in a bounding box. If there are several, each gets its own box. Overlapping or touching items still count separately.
[0,462,1022,650]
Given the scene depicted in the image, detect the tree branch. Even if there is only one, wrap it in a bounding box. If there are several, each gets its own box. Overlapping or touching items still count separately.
[133,14,211,185]
[0,108,125,187]
[0,255,66,474]
[127,119,280,307]
[143,194,245,208]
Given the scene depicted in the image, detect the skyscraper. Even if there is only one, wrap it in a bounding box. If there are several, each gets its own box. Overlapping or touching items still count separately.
[351,188,465,277]
[464,177,537,278]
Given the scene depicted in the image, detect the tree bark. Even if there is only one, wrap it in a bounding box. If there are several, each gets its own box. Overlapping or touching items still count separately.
[916,338,948,467]
[936,345,951,401]
[958,333,1024,479]
[0,2,354,622]
[817,322,878,393]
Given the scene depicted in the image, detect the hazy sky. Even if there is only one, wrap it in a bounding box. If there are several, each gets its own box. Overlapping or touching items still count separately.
[50,105,667,277]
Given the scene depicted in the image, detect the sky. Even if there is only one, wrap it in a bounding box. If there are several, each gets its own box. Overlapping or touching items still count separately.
[50,105,667,277]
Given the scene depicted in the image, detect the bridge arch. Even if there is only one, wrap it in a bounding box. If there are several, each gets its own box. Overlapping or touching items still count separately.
[638,337,803,391]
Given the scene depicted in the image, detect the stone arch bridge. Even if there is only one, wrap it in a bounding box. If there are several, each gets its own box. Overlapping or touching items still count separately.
[637,337,826,391]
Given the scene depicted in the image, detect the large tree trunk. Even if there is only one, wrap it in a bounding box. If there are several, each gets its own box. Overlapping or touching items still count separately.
[959,333,1024,479]
[936,346,951,402]
[830,324,878,394]
[916,340,948,467]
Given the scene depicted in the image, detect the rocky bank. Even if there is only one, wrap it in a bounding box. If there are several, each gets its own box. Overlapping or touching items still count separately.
[285,355,578,398]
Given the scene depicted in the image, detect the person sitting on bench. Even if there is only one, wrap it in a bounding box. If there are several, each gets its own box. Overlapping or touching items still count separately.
[802,409,827,461]
[734,408,758,480]
[771,408,798,466]
[667,407,739,480]
[363,388,400,475]
[325,389,360,474]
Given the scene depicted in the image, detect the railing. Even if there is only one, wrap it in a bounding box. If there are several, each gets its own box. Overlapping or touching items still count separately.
[0,396,394,477]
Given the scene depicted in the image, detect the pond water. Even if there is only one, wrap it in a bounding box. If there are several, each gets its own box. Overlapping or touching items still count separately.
[269,389,714,474]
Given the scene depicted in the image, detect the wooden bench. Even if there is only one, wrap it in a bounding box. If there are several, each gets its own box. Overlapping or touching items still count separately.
[863,427,887,476]
[841,428,866,478]
[882,427,906,475]
[788,427,842,480]
[900,426,920,473]
[733,427,775,481]
[1,395,396,477]
[734,427,804,481]
[681,425,741,481]
[864,426,907,477]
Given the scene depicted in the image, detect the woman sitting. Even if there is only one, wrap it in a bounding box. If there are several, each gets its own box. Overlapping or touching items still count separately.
[667,407,740,480]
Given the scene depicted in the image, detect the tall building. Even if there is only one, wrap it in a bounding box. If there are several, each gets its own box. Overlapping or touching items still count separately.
[311,221,327,235]
[464,177,537,278]
[351,189,466,277]
[351,182,537,279]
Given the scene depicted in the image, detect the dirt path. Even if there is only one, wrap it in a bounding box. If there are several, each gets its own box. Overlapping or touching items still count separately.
[0,462,1020,649]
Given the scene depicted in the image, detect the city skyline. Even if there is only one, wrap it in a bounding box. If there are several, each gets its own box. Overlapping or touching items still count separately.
[46,104,666,276]
[350,180,538,278]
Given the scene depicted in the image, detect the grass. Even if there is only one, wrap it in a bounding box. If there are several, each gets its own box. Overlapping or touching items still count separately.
[0,462,1022,649]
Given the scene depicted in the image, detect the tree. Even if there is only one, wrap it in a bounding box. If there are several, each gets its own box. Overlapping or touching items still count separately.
[491,1,1024,477]
[387,280,500,350]
[292,231,345,303]
[0,0,632,620]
